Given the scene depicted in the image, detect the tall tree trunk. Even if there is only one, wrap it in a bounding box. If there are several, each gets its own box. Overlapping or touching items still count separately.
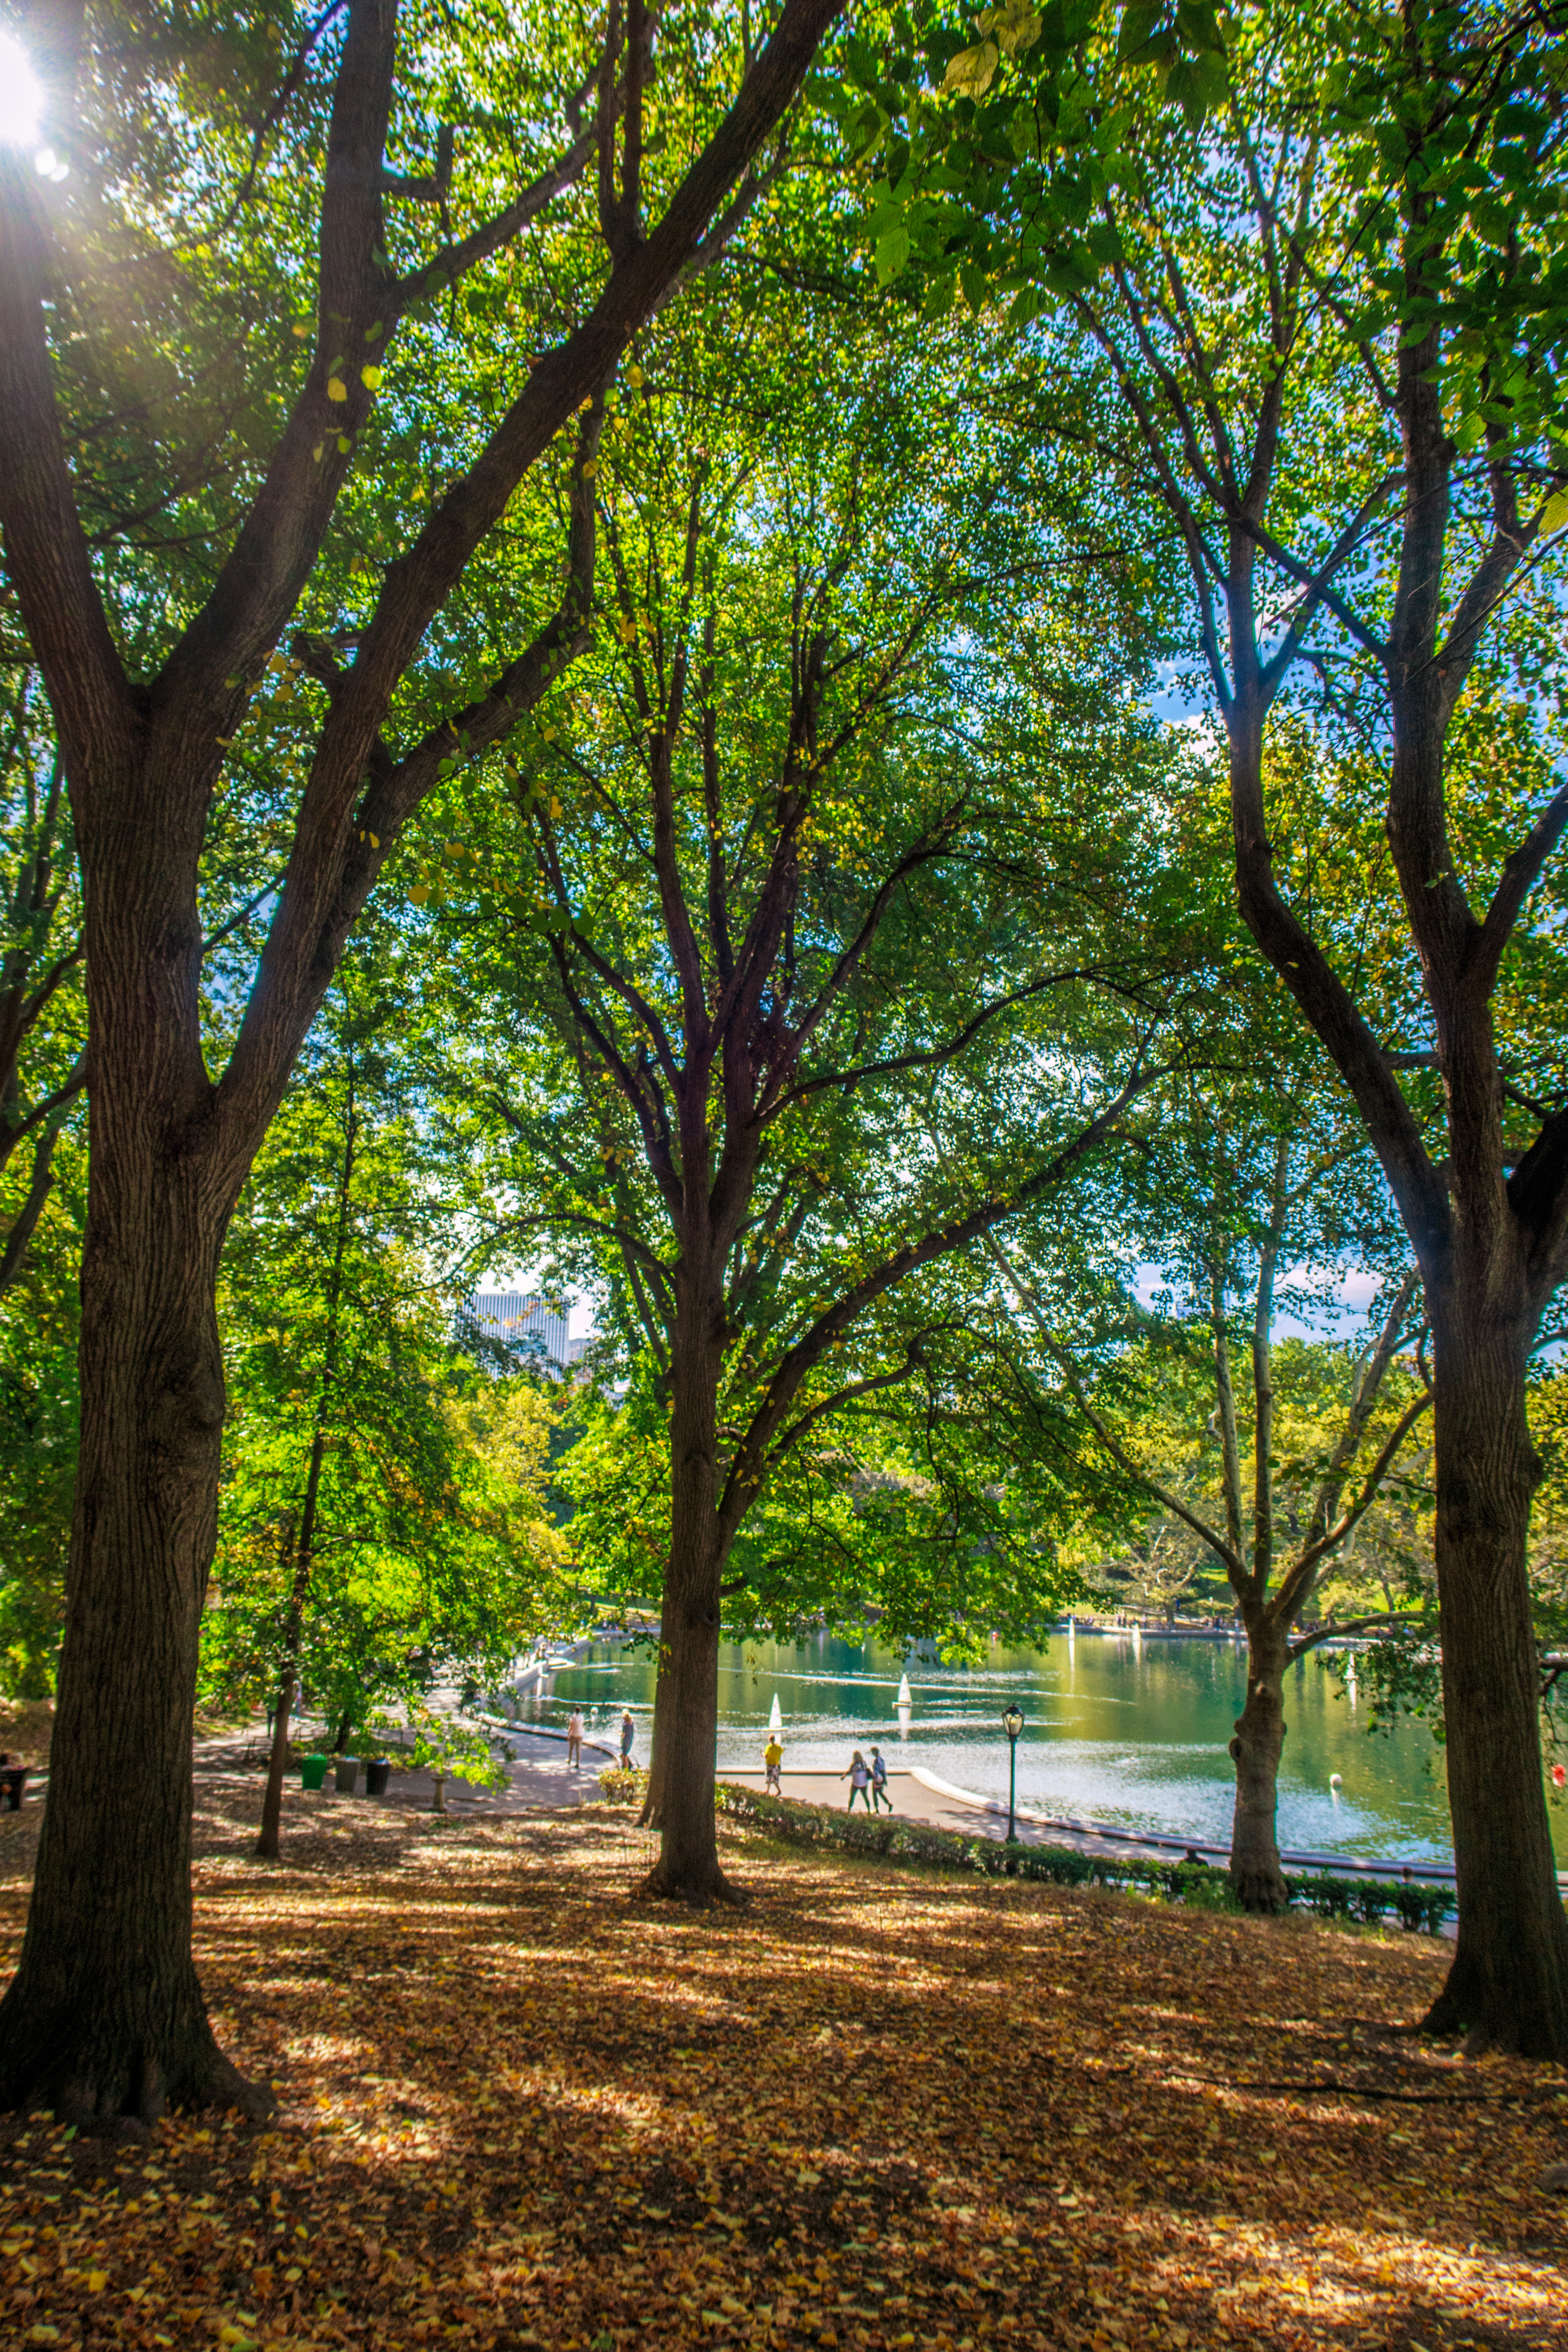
[1422,1300,1568,2054]
[642,1318,735,1903]
[1229,1609,1290,1914]
[255,1082,353,1857]
[256,1506,314,1864]
[256,1667,296,1865]
[638,1628,673,1829]
[0,1131,260,2126]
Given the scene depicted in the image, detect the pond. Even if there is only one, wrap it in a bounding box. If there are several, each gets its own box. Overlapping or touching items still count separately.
[508,1626,1561,1869]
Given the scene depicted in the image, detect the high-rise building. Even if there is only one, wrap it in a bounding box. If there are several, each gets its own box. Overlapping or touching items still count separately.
[465,1292,570,1370]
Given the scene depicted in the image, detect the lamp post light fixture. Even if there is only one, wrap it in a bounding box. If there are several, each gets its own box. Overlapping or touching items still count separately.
[1002,1703,1025,1844]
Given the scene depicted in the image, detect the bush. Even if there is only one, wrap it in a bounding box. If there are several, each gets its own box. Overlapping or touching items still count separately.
[598,1765,649,1806]
[713,1783,1454,1932]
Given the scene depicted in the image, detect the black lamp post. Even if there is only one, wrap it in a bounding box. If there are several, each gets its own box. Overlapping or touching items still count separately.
[1002,1703,1024,1844]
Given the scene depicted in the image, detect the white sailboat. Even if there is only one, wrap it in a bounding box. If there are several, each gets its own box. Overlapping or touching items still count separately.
[768,1694,783,1731]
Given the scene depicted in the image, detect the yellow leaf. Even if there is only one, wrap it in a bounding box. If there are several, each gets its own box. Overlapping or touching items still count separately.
[291,322,310,338]
[368,831,380,849]
[581,458,598,478]
[360,364,383,390]
[941,37,999,96]
[327,377,348,401]
[548,796,562,819]
[1541,488,1568,535]
[87,2270,108,2291]
[980,1,1042,56]
[626,364,643,387]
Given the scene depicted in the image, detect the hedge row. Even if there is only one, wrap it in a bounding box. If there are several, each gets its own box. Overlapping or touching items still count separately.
[711,1783,1455,1934]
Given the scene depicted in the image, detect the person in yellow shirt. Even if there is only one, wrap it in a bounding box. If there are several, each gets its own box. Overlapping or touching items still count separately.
[763,1732,784,1794]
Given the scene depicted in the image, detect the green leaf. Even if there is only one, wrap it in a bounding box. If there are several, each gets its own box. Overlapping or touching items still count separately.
[875,226,912,283]
[844,98,887,162]
[1117,3,1163,62]
[1010,101,1044,160]
[1084,219,1124,269]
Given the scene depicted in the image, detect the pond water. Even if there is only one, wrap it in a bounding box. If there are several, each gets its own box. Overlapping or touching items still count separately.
[508,1627,1553,1869]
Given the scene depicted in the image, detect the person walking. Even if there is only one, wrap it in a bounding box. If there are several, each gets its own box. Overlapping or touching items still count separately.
[566,1709,584,1769]
[869,1746,892,1813]
[841,1749,872,1813]
[619,1709,636,1769]
[763,1731,784,1795]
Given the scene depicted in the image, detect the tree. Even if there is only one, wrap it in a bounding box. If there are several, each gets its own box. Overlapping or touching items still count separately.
[0,0,842,2125]
[416,265,1189,1901]
[202,966,569,1859]
[989,1046,1431,1909]
[862,0,1568,2052]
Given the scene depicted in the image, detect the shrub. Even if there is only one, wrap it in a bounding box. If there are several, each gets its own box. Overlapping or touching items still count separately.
[598,1765,649,1806]
[713,1783,1454,1932]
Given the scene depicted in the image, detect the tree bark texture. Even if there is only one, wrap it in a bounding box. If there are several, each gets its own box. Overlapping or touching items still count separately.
[642,1294,734,1903]
[638,1643,673,1829]
[1229,1614,1290,1914]
[1421,1303,1568,2053]
[0,1068,257,2125]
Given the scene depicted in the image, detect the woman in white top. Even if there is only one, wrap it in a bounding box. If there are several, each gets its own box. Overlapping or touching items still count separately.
[841,1749,872,1813]
[566,1709,584,1768]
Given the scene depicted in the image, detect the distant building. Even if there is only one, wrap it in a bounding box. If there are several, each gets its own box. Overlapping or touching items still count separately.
[466,1292,570,1371]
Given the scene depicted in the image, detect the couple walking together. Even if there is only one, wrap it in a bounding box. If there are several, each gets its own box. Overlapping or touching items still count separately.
[843,1746,892,1813]
[564,1709,635,1769]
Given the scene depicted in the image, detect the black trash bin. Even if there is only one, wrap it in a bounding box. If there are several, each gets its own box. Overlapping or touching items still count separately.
[365,1758,391,1797]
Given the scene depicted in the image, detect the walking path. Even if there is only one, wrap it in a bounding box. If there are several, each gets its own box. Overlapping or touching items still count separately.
[192,1726,619,1819]
[39,1724,1553,1895]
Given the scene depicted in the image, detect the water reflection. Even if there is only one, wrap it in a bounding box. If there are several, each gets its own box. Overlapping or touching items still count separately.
[512,1628,1562,1868]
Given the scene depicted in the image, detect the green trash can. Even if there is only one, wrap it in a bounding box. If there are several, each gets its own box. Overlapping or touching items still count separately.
[301,1753,329,1791]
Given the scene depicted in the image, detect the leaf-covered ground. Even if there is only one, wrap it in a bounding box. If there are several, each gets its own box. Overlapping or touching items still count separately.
[2,1779,1567,2351]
